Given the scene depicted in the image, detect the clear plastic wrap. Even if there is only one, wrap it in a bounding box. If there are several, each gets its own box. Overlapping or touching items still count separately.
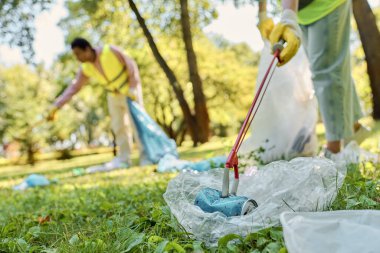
[164,156,346,245]
[280,210,380,253]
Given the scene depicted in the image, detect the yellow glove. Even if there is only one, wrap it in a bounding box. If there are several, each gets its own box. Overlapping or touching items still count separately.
[46,106,58,121]
[257,12,274,40]
[128,87,137,101]
[269,9,302,66]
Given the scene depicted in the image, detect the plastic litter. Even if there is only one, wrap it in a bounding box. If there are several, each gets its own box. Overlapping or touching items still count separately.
[164,141,377,245]
[239,43,318,165]
[127,98,178,164]
[164,156,346,245]
[72,168,85,176]
[13,174,51,191]
[280,210,380,253]
[157,154,226,173]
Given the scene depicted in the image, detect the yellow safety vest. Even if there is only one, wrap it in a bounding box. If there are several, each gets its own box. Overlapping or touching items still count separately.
[297,0,346,25]
[81,44,129,94]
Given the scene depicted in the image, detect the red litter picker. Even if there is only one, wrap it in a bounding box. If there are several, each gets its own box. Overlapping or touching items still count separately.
[194,41,285,217]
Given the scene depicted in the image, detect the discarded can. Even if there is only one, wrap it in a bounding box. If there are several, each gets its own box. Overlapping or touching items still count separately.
[194,187,258,217]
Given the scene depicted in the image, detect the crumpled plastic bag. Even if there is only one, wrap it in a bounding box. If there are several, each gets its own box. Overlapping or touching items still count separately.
[163,141,377,245]
[239,43,318,165]
[13,174,50,191]
[164,156,346,245]
[280,210,380,253]
[157,154,226,173]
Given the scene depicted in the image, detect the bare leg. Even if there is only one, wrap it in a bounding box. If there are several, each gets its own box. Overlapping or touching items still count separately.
[353,122,361,132]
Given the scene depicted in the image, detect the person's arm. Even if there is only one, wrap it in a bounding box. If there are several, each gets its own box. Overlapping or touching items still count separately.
[257,1,274,40]
[282,0,298,12]
[269,0,301,66]
[110,45,144,106]
[54,69,89,108]
[110,45,141,88]
[259,1,267,13]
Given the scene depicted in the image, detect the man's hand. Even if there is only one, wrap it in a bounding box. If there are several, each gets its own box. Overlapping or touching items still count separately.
[128,86,137,101]
[258,12,274,40]
[46,106,58,121]
[269,9,302,66]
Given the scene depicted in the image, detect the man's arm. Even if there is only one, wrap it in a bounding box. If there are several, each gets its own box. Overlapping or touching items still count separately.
[54,69,89,108]
[110,45,144,106]
[282,0,298,12]
[257,1,274,40]
[259,1,267,13]
[268,0,301,66]
[110,45,141,88]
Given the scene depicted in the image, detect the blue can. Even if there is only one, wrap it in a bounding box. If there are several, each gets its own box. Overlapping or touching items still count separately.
[194,187,258,217]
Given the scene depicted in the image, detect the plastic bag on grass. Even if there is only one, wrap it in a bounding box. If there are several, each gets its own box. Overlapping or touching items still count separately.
[164,156,346,245]
[239,42,318,165]
[280,210,380,253]
[157,154,226,173]
[13,174,50,191]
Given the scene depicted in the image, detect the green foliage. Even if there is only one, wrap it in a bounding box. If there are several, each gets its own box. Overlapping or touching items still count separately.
[0,0,53,63]
[0,65,54,162]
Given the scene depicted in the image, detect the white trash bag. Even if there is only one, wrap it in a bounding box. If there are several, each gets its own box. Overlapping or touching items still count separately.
[164,156,346,245]
[280,210,380,253]
[239,42,318,164]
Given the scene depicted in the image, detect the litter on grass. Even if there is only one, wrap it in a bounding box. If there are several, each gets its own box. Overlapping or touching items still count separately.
[13,174,51,191]
[157,154,226,173]
[164,142,377,245]
[280,210,380,253]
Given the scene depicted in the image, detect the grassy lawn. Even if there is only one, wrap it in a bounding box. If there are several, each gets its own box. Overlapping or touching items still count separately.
[0,122,379,252]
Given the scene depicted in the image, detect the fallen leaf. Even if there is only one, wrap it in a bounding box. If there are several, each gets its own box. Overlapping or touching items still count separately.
[38,215,51,224]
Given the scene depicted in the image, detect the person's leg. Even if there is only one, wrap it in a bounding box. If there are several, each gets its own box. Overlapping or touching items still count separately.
[107,93,132,165]
[301,0,362,153]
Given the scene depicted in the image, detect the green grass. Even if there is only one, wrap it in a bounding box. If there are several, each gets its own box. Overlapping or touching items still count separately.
[0,123,379,252]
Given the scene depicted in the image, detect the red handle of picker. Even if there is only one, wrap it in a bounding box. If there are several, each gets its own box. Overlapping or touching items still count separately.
[225,47,282,179]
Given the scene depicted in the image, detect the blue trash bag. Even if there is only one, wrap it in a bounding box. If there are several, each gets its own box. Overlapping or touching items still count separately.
[13,174,50,190]
[127,98,178,164]
[190,156,227,172]
[157,154,227,173]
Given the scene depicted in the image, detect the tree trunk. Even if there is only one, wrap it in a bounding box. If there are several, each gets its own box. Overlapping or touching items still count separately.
[179,0,210,143]
[26,141,36,165]
[128,0,200,144]
[352,0,380,119]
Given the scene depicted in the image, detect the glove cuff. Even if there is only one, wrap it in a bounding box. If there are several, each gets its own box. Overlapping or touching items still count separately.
[280,9,302,40]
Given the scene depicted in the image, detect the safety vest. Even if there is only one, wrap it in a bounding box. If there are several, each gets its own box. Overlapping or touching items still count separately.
[81,45,129,94]
[297,0,346,25]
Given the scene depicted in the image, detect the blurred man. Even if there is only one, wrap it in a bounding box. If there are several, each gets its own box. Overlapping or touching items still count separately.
[47,37,147,170]
[257,0,370,156]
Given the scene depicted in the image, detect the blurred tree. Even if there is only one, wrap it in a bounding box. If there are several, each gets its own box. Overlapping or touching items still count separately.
[352,1,380,119]
[128,0,200,145]
[180,0,210,143]
[0,65,53,164]
[0,0,53,63]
